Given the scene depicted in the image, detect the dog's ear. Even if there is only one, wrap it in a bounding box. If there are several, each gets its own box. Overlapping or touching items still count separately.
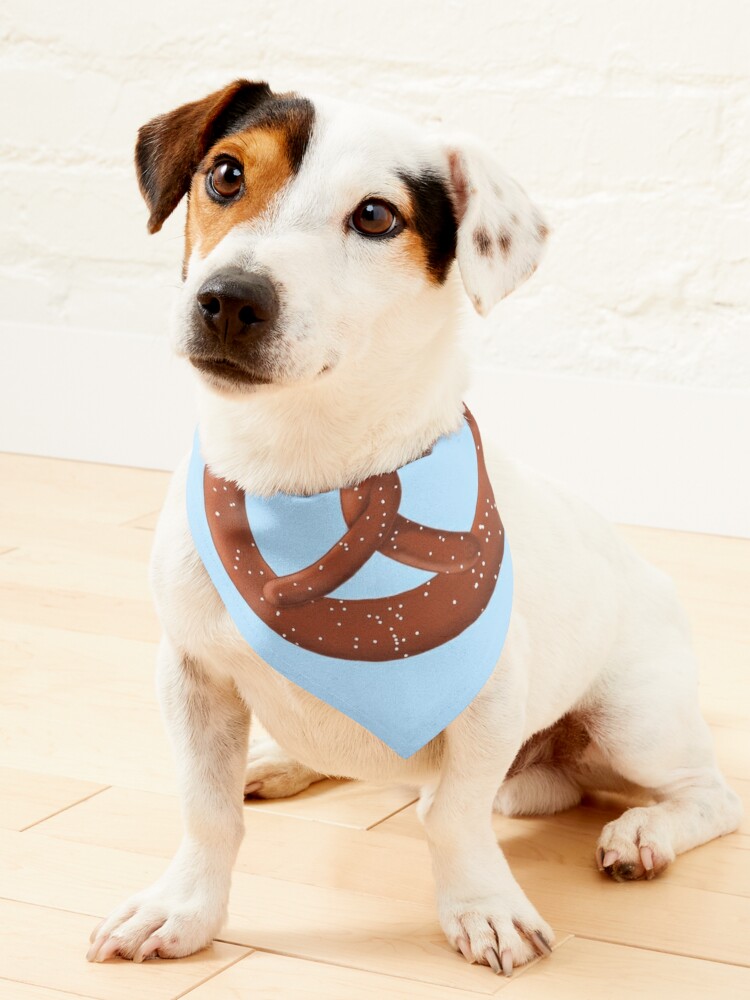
[444,135,549,316]
[135,80,272,234]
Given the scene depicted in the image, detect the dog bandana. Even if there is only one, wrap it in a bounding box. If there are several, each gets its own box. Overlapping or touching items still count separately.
[187,408,513,758]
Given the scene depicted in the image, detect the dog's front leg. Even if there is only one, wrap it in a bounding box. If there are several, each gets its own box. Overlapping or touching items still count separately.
[422,694,554,976]
[87,638,249,962]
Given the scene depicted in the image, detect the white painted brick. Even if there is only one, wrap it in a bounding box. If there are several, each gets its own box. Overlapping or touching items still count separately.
[2,0,748,391]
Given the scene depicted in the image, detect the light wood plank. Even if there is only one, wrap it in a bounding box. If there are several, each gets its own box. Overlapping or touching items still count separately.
[0,582,159,642]
[0,510,153,560]
[243,776,417,830]
[383,793,750,898]
[0,829,570,994]
[377,804,750,966]
[500,936,750,999]
[0,982,98,1000]
[712,725,750,781]
[0,899,249,1000]
[617,525,750,606]
[124,510,160,531]
[36,787,434,903]
[0,623,173,793]
[0,453,168,526]
[0,539,155,602]
[0,766,106,831]
[185,951,508,999]
[35,782,750,906]
[0,621,411,826]
[618,525,750,730]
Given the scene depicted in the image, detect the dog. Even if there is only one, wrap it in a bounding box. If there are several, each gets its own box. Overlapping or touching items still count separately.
[87,80,742,974]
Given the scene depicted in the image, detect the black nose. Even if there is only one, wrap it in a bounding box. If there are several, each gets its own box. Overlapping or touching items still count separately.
[195,269,279,348]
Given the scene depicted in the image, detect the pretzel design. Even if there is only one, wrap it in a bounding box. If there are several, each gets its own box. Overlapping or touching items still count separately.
[204,409,504,661]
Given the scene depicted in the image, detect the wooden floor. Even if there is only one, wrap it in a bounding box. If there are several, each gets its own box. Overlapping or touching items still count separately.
[0,451,748,1000]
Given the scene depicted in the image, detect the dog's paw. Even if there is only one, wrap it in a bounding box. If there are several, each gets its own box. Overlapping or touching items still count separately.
[86,885,223,962]
[440,893,555,975]
[596,806,676,881]
[245,737,325,799]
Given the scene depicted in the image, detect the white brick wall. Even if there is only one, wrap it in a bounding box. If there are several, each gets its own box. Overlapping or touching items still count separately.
[3,0,748,388]
[1,0,749,532]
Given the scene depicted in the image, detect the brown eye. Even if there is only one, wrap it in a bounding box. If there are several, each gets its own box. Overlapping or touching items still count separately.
[207,158,244,201]
[350,199,400,237]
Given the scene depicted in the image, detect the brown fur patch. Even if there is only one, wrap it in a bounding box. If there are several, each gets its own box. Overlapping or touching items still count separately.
[473,227,493,256]
[186,127,293,260]
[136,80,273,234]
[506,712,591,780]
[498,230,513,257]
[396,228,430,274]
[537,221,549,241]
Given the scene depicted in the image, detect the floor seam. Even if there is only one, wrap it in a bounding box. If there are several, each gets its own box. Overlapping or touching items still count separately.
[172,945,255,999]
[19,785,113,833]
[365,795,420,831]
[572,932,750,969]
[210,942,504,995]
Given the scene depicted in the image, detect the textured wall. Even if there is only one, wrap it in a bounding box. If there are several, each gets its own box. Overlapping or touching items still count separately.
[2,0,748,388]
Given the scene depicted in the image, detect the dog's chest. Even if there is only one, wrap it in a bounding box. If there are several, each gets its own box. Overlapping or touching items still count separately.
[151,477,439,782]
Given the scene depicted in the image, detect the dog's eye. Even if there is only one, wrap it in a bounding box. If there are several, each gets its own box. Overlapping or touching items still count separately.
[350,199,400,237]
[207,158,244,201]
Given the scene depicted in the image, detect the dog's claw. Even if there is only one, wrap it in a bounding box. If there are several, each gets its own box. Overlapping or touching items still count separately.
[484,947,502,974]
[640,845,655,878]
[500,948,514,977]
[90,937,121,963]
[134,933,162,963]
[244,781,263,796]
[457,937,474,963]
[85,935,105,962]
[601,849,619,869]
[89,920,104,944]
[596,846,605,871]
[530,930,552,956]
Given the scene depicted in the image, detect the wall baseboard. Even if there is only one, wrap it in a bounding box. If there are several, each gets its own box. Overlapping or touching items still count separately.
[2,322,748,537]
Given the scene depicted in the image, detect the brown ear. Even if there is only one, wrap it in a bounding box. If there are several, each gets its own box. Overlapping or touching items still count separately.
[135,79,272,234]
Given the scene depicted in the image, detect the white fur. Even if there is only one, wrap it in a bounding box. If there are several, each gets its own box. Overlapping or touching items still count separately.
[89,92,742,973]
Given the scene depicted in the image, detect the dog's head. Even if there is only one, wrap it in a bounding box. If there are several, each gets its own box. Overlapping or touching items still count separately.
[136,80,548,394]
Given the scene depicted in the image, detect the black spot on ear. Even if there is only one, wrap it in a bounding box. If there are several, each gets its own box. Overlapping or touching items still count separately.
[498,231,513,257]
[399,169,458,282]
[473,228,493,256]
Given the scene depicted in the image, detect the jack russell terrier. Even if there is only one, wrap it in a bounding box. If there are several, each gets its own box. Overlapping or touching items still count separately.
[87,80,742,975]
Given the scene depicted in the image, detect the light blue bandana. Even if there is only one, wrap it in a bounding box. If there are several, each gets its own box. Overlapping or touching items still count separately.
[187,408,513,758]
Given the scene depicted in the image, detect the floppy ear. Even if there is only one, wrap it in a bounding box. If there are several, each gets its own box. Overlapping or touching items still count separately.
[135,79,272,234]
[445,135,549,316]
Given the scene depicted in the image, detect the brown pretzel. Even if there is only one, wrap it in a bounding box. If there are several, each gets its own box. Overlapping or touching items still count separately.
[204,408,503,661]
[262,473,401,607]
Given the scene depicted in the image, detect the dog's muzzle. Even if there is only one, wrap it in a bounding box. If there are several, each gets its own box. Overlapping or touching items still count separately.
[188,268,281,385]
[195,268,279,350]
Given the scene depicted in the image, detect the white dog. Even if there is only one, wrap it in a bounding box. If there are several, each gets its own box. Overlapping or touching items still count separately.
[87,81,742,975]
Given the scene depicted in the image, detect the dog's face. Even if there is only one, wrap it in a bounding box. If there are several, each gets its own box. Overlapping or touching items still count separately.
[136,80,548,394]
